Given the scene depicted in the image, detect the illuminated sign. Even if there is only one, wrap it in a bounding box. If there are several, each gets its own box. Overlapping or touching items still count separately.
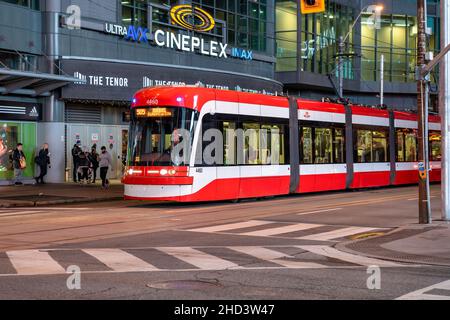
[103,5,252,61]
[135,108,173,117]
[170,5,215,32]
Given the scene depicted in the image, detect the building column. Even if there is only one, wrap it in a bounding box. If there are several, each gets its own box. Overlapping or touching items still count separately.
[38,0,66,183]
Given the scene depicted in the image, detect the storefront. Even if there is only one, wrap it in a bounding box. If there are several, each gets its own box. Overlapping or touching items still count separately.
[0,101,41,185]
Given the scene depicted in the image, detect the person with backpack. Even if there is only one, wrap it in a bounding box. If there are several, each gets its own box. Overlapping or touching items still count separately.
[99,146,113,189]
[88,146,99,184]
[12,143,26,186]
[77,148,91,184]
[34,143,50,184]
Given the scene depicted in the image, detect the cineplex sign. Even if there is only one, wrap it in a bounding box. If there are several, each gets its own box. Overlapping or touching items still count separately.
[104,5,253,61]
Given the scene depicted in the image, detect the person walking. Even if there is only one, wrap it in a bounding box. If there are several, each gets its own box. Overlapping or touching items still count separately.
[88,146,99,184]
[34,143,50,184]
[12,143,26,186]
[99,146,112,189]
[71,144,81,183]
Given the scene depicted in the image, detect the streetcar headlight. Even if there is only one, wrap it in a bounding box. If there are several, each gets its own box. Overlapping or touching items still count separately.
[160,169,168,176]
[169,169,176,175]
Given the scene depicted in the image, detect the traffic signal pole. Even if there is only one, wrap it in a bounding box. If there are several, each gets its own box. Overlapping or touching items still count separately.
[417,0,432,224]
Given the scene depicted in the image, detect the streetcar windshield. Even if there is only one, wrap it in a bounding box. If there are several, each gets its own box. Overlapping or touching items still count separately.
[128,107,199,166]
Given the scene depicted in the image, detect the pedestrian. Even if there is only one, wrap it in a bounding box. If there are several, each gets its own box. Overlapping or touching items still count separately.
[34,143,50,184]
[88,146,99,183]
[99,146,112,189]
[77,149,91,184]
[12,143,26,186]
[71,144,81,183]
[0,137,8,172]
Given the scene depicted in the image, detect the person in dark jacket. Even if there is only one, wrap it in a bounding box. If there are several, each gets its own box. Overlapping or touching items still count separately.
[71,144,81,183]
[34,143,50,184]
[88,146,99,183]
[77,150,91,184]
[12,143,25,185]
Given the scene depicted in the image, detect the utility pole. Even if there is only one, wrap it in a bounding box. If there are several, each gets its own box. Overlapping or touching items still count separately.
[440,0,450,221]
[380,54,384,106]
[338,35,344,98]
[417,0,432,224]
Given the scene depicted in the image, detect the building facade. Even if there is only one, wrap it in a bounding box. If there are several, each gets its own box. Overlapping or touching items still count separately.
[0,0,280,184]
[275,0,440,111]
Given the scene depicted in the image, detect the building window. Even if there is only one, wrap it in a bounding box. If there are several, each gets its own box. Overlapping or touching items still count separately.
[275,0,297,72]
[1,0,39,10]
[121,1,269,53]
[0,50,38,72]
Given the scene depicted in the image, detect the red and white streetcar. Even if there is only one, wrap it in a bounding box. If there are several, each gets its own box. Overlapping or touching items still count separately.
[122,86,441,202]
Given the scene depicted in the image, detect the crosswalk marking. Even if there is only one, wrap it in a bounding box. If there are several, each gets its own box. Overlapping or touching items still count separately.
[83,249,158,272]
[297,245,400,267]
[6,250,66,275]
[188,220,273,233]
[396,280,450,300]
[157,247,239,270]
[0,245,409,277]
[297,226,380,241]
[297,208,343,216]
[230,246,325,269]
[241,223,323,237]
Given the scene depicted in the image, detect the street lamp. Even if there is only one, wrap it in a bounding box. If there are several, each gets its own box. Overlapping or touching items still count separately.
[337,4,383,98]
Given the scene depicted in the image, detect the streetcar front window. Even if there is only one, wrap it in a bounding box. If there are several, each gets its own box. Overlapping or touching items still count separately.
[128,107,198,166]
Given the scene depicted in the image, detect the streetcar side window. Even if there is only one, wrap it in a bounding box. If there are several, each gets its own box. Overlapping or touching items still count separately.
[396,129,418,162]
[242,122,261,165]
[334,128,345,163]
[300,125,345,164]
[356,129,389,163]
[430,132,441,161]
[314,128,333,164]
[301,127,313,164]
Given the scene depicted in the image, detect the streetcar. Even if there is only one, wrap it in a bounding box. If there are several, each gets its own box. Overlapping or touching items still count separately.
[122,86,441,202]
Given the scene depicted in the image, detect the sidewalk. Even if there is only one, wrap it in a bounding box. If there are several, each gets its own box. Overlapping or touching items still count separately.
[0,181,124,207]
[337,221,450,267]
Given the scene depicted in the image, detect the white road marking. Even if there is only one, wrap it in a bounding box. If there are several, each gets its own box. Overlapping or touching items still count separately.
[188,220,273,233]
[83,248,158,272]
[6,250,66,275]
[0,210,45,217]
[241,223,323,237]
[408,196,436,201]
[298,226,381,241]
[230,246,325,269]
[156,247,239,270]
[396,280,450,300]
[297,208,343,216]
[297,245,400,267]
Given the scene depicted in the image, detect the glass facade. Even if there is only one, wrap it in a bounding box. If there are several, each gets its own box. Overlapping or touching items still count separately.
[0,49,38,72]
[122,0,269,53]
[0,122,37,181]
[275,0,355,78]
[275,1,441,85]
[0,0,39,10]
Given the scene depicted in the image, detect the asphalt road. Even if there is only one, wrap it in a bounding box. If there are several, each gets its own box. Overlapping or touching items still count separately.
[0,184,448,300]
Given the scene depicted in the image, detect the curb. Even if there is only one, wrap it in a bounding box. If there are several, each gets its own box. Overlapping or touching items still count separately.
[335,224,450,267]
[0,196,123,208]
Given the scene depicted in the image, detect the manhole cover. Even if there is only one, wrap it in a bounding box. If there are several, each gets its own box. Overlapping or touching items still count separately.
[146,279,222,290]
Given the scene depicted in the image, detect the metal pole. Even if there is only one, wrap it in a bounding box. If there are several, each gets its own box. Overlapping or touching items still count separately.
[417,0,431,223]
[380,54,384,106]
[440,0,450,221]
[338,35,344,98]
[424,80,432,221]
